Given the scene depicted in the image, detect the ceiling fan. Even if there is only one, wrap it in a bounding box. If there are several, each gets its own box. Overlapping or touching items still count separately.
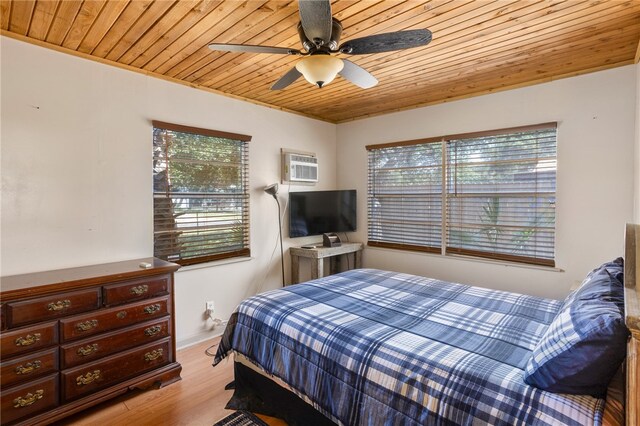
[208,0,432,90]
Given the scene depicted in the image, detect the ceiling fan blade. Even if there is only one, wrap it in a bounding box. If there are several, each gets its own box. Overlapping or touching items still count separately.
[338,59,378,89]
[270,67,303,90]
[339,29,432,55]
[298,0,332,46]
[208,43,301,55]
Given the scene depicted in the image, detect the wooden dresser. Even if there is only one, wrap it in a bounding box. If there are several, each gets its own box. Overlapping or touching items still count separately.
[0,258,181,425]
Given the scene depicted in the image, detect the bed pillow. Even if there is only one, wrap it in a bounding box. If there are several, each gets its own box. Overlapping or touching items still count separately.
[523,258,627,397]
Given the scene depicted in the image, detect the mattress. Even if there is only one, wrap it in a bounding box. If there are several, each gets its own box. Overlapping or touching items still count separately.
[214,269,607,425]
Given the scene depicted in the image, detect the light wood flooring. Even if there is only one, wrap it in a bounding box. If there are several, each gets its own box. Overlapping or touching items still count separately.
[55,337,287,425]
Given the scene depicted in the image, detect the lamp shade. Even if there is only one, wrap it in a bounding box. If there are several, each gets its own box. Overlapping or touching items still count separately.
[264,183,278,198]
[295,56,344,88]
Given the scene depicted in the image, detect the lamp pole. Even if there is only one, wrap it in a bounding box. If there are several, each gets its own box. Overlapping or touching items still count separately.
[274,196,285,287]
[264,183,285,286]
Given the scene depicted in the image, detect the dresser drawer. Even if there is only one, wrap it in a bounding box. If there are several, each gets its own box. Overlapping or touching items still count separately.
[62,338,171,401]
[60,296,169,341]
[103,275,169,306]
[60,317,171,368]
[5,288,100,328]
[0,373,58,425]
[0,322,58,359]
[0,347,58,388]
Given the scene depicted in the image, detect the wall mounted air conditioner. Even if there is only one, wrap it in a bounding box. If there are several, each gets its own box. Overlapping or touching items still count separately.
[282,150,318,184]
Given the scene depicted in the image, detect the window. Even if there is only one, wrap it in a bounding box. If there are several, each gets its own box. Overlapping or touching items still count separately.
[367,123,557,267]
[153,121,250,266]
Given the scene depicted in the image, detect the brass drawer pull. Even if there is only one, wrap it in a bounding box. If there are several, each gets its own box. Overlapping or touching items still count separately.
[116,311,127,319]
[47,299,71,311]
[130,284,149,296]
[77,343,99,356]
[76,370,101,386]
[15,360,42,375]
[15,333,41,347]
[144,304,161,315]
[144,325,162,336]
[75,319,98,332]
[144,349,163,362]
[13,390,44,408]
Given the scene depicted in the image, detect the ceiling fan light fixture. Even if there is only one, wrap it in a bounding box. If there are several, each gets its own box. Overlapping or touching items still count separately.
[295,55,344,88]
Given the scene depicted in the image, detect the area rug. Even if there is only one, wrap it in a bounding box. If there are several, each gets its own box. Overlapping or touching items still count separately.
[214,410,269,426]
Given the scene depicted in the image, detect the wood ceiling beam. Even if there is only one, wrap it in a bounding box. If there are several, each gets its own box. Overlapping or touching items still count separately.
[26,0,59,41]
[0,0,12,30]
[8,0,35,35]
[90,0,154,58]
[61,0,106,51]
[44,0,82,46]
[77,0,130,54]
[104,0,176,61]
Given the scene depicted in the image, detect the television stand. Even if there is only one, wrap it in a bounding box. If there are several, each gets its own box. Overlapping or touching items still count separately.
[289,242,363,284]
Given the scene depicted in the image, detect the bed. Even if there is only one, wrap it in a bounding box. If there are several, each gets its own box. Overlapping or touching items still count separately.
[214,223,640,426]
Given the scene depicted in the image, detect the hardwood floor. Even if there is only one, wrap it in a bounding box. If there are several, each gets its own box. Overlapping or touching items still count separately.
[56,337,287,425]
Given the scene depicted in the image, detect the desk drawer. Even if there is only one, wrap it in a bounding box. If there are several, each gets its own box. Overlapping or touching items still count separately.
[103,275,169,306]
[0,373,58,425]
[62,338,171,401]
[0,347,58,388]
[60,296,169,341]
[60,317,171,368]
[6,289,100,328]
[0,322,58,359]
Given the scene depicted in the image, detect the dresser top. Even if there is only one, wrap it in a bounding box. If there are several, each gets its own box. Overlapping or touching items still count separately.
[0,258,180,300]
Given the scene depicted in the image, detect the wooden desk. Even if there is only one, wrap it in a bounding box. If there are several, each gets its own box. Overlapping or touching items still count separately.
[290,242,363,284]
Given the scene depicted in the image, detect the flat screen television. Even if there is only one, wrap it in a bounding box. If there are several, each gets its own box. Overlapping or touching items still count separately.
[289,190,357,238]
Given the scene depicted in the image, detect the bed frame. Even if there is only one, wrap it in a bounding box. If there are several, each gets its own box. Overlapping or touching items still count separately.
[626,223,640,426]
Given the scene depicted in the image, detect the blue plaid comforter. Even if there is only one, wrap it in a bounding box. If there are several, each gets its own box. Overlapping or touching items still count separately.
[214,269,605,425]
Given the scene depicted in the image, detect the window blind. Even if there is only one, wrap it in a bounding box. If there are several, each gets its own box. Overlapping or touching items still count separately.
[367,123,557,266]
[367,142,443,253]
[153,121,250,266]
[446,127,556,266]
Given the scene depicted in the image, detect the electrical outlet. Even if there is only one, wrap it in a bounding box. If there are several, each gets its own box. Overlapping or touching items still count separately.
[206,300,215,313]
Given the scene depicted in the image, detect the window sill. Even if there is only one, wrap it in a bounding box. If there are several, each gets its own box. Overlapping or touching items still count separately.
[445,252,564,272]
[176,256,253,273]
[366,245,564,272]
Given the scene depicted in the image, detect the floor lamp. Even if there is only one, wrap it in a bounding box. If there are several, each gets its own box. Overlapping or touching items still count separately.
[264,183,285,286]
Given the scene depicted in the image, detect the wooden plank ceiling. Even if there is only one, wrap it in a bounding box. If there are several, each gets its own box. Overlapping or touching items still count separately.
[2,0,640,123]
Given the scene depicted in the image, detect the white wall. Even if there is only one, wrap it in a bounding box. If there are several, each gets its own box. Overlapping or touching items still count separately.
[0,36,337,347]
[337,66,637,300]
[1,35,637,346]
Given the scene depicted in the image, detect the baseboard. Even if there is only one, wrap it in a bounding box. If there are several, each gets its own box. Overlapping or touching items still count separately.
[176,329,224,350]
